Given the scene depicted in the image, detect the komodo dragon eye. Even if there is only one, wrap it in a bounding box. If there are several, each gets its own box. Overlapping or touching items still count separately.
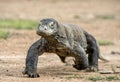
[49,22,54,29]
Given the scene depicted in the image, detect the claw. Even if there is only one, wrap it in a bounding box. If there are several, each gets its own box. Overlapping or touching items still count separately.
[73,59,77,65]
[29,74,31,77]
[22,70,27,75]
[72,61,88,70]
[85,66,98,72]
[31,74,35,78]
[22,68,40,78]
[28,73,40,78]
[37,74,40,77]
[90,66,98,72]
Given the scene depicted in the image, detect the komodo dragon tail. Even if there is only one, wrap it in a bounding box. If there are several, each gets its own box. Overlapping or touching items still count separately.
[99,53,109,62]
[84,31,110,62]
[97,42,110,62]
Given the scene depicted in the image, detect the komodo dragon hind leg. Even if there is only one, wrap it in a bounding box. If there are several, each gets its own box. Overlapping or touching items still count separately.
[85,32,99,72]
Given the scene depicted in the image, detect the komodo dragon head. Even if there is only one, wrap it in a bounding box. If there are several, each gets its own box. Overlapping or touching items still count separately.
[37,18,58,37]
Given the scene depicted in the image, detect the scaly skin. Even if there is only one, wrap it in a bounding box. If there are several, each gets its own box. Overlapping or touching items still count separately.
[23,18,101,78]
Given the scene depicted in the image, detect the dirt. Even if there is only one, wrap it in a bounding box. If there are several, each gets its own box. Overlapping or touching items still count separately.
[0,0,120,82]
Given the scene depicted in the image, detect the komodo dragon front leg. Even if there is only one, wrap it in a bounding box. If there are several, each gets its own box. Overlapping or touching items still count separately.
[70,42,89,70]
[23,38,47,78]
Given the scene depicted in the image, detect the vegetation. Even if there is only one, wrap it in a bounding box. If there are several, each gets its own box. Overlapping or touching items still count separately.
[98,40,113,46]
[73,15,80,19]
[0,29,10,39]
[106,76,120,81]
[88,76,120,81]
[88,76,104,81]
[0,19,39,39]
[73,14,115,20]
[0,19,38,30]
[96,15,115,20]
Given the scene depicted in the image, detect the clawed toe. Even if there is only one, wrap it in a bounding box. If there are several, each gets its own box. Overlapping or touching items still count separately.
[73,64,88,70]
[28,73,40,78]
[22,69,40,78]
[85,66,98,72]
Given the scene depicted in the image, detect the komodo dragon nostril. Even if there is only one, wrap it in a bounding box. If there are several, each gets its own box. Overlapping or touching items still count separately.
[44,26,47,30]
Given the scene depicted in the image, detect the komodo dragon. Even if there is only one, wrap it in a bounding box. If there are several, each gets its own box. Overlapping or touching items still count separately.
[23,18,109,78]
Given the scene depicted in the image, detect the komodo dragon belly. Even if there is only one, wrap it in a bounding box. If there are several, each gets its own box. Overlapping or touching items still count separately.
[46,42,72,57]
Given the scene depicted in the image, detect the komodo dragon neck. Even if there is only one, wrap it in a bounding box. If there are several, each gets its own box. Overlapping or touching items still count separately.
[43,23,70,48]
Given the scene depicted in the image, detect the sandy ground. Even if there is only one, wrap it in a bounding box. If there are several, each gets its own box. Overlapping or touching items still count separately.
[0,0,120,82]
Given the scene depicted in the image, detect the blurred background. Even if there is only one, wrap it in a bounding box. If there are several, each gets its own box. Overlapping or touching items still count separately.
[0,0,120,82]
